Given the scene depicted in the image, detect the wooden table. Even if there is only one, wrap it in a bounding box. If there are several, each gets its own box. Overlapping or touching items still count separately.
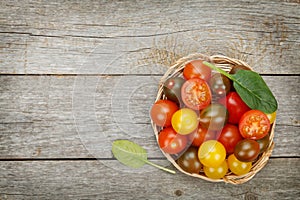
[1,0,299,199]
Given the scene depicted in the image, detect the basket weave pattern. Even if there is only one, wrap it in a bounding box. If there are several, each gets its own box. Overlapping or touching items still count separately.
[152,53,275,184]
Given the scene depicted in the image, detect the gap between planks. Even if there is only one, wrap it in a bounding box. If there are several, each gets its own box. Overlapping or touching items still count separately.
[0,74,299,76]
[0,157,299,162]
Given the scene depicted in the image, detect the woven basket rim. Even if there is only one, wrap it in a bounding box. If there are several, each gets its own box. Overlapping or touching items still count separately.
[152,53,275,185]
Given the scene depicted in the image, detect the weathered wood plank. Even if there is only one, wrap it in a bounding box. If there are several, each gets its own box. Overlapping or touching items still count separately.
[1,0,299,74]
[0,158,299,199]
[0,75,299,158]
[1,122,297,158]
[1,76,298,125]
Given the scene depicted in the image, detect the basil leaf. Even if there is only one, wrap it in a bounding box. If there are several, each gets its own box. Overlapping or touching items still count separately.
[112,140,176,174]
[232,70,278,114]
[203,61,278,113]
[112,140,147,168]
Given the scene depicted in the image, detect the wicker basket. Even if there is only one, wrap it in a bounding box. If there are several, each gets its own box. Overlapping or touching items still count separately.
[152,53,275,185]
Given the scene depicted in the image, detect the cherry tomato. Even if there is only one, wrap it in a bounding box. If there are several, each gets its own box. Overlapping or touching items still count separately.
[217,124,243,154]
[209,73,231,97]
[189,125,216,147]
[181,78,212,110]
[183,60,212,81]
[219,92,250,124]
[203,160,228,179]
[158,127,187,154]
[150,100,178,127]
[177,146,202,174]
[257,134,270,154]
[198,140,226,167]
[234,139,260,162]
[199,104,228,131]
[266,111,276,124]
[239,110,270,140]
[229,65,251,75]
[171,108,199,135]
[227,154,252,176]
[163,77,185,105]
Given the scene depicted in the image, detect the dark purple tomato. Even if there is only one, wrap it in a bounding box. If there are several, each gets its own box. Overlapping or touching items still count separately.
[234,139,260,162]
[199,104,228,131]
[163,77,185,104]
[177,146,202,174]
[257,134,270,154]
[209,73,231,97]
[229,65,251,74]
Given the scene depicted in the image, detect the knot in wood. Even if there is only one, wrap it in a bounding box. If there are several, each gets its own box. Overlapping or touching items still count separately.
[174,189,183,196]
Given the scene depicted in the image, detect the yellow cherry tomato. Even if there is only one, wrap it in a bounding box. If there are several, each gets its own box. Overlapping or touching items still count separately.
[227,154,252,176]
[266,111,276,124]
[171,108,199,135]
[203,160,228,179]
[198,140,226,167]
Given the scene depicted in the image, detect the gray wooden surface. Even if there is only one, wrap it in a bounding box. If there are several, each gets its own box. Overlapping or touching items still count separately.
[0,0,299,199]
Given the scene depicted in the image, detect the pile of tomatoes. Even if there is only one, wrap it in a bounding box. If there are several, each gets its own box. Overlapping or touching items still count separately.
[150,60,276,179]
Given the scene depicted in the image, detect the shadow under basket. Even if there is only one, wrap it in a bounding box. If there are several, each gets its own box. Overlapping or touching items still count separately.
[151,53,275,185]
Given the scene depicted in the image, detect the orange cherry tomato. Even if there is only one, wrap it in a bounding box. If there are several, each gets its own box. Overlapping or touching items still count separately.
[183,60,212,81]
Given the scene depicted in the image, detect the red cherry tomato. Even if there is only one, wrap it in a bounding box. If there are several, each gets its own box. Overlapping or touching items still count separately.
[217,124,243,154]
[150,100,178,127]
[183,60,212,81]
[158,127,188,154]
[189,125,216,147]
[219,92,250,124]
[181,78,212,110]
[239,110,271,140]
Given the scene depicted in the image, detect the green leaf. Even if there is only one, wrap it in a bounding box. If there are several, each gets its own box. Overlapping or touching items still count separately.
[112,140,176,174]
[112,140,147,168]
[203,61,278,113]
[232,70,278,114]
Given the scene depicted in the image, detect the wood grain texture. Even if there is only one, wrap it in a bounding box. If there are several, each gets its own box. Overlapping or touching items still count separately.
[0,75,299,158]
[1,0,300,199]
[1,0,299,74]
[0,159,299,200]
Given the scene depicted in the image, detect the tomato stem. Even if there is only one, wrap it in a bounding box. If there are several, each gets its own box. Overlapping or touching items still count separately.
[203,61,235,81]
[144,160,176,174]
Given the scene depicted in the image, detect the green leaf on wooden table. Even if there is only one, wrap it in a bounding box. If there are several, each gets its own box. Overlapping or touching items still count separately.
[112,140,176,174]
[203,61,278,114]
